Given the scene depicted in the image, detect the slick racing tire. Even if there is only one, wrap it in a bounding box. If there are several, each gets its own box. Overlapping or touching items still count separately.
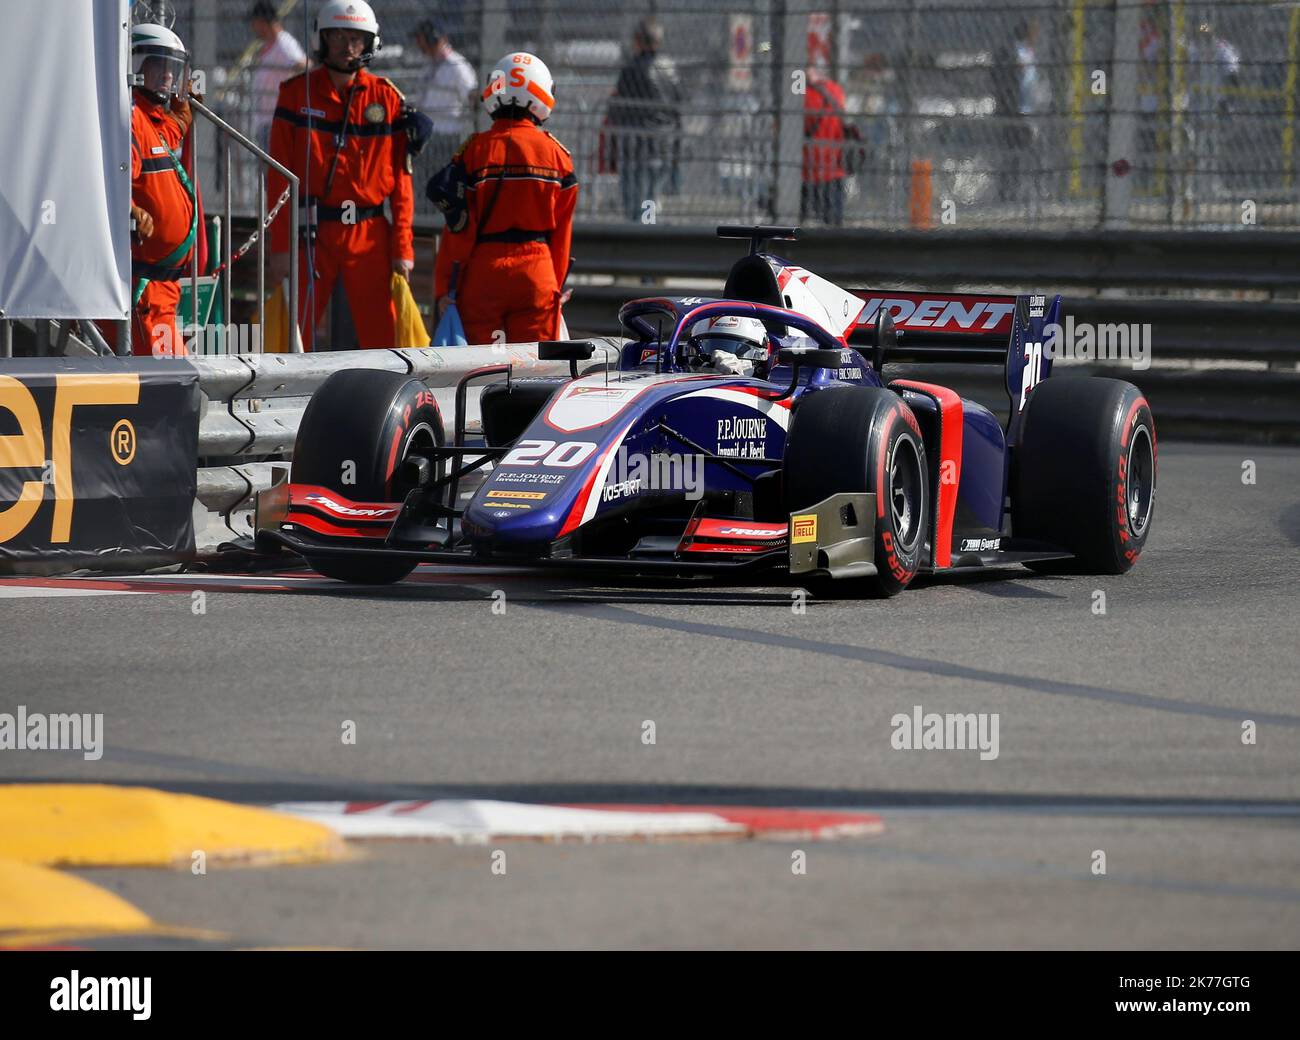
[783,386,928,598]
[291,369,445,585]
[1012,377,1156,574]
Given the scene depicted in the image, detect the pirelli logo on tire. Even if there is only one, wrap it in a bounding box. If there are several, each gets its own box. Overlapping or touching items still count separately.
[791,514,818,544]
[0,361,200,568]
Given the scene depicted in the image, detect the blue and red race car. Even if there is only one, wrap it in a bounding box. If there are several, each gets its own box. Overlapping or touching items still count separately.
[255,226,1156,597]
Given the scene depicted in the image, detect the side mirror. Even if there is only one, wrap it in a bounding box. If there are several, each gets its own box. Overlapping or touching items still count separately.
[538,340,596,378]
[871,309,896,373]
[774,346,842,401]
[538,340,595,361]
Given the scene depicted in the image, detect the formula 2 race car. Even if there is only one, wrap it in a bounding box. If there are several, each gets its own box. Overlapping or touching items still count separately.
[254,226,1156,597]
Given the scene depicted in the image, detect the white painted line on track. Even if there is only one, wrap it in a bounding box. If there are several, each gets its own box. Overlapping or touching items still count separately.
[0,585,145,598]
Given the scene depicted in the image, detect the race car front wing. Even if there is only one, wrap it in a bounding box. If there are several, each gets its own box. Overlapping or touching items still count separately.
[253,475,878,582]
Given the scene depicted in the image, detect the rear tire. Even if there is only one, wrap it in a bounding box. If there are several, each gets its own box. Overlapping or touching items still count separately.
[291,369,445,584]
[783,386,928,598]
[1012,377,1156,574]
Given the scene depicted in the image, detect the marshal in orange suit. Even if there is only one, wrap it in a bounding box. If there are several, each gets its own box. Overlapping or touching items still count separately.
[267,0,414,349]
[432,52,577,345]
[121,23,199,357]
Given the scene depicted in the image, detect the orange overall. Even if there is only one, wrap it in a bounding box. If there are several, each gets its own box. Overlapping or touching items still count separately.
[127,92,196,356]
[268,66,414,348]
[433,118,577,345]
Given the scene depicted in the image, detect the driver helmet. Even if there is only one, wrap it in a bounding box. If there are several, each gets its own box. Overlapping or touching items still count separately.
[686,314,770,366]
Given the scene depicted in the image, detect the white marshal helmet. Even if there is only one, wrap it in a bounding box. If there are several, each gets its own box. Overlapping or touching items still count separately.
[687,314,770,360]
[130,23,190,104]
[483,52,555,122]
[315,0,381,66]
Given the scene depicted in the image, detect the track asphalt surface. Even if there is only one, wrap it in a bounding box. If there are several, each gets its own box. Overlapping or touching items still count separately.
[2,442,1298,948]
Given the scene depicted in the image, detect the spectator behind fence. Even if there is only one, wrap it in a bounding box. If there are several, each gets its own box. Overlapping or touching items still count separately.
[607,18,683,223]
[802,68,848,226]
[248,1,307,151]
[995,18,1052,201]
[412,19,478,170]
[1186,20,1240,193]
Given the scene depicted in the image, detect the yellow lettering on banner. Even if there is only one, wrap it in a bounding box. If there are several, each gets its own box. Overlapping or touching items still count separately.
[51,375,140,543]
[0,376,44,542]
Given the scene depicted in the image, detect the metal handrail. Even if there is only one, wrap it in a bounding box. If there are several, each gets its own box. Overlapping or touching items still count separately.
[189,97,300,354]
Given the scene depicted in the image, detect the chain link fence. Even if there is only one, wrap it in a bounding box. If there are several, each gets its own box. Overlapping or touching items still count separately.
[153,0,1300,229]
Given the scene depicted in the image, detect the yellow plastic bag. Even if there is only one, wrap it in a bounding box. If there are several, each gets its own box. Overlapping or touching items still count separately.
[392,272,430,348]
[253,278,302,354]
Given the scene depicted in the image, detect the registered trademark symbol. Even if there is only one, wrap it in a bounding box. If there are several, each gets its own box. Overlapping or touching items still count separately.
[111,419,136,465]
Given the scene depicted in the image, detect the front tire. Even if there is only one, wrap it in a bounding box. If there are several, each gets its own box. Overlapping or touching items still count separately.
[291,369,445,584]
[783,386,929,597]
[1012,377,1156,574]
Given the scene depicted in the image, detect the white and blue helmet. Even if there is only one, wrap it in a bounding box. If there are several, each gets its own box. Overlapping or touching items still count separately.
[687,314,770,360]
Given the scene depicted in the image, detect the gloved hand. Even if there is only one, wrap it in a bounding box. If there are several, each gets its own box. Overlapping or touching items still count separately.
[401,104,434,156]
[710,350,754,377]
[130,204,155,241]
[169,97,194,132]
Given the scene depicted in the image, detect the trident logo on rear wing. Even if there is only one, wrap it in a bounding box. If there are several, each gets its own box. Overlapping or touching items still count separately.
[856,293,1017,335]
[847,289,1063,428]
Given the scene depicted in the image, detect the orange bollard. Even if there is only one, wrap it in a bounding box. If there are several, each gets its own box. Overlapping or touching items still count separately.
[909,159,933,229]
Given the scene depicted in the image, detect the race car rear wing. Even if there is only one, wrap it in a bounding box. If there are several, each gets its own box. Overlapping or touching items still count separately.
[711,229,1062,419]
[847,289,1063,415]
